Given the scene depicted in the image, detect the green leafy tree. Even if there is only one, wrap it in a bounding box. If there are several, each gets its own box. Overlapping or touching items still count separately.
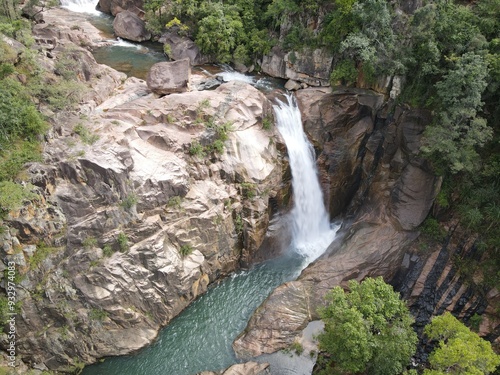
[421,53,492,173]
[424,312,500,375]
[317,277,417,375]
[195,3,246,62]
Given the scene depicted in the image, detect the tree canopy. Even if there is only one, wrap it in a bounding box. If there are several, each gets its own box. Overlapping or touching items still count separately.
[317,277,417,375]
[424,312,500,375]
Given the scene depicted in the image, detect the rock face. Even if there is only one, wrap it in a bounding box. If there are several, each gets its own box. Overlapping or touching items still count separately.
[97,0,143,16]
[113,10,151,42]
[233,88,441,357]
[261,47,333,87]
[147,59,191,95]
[159,32,211,65]
[0,12,284,371]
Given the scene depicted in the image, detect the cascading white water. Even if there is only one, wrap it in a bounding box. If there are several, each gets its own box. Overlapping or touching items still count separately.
[274,94,338,261]
[60,0,100,14]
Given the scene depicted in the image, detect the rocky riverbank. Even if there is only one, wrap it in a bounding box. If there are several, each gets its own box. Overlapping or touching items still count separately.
[0,9,287,372]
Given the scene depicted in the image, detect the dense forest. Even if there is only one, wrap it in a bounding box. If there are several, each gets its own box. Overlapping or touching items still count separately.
[1,0,500,373]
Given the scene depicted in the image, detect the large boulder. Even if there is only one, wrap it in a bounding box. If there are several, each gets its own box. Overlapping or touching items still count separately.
[146,59,191,95]
[97,0,143,16]
[113,10,151,42]
[159,32,211,65]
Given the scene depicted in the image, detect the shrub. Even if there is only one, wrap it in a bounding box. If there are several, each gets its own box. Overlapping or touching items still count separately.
[82,236,97,249]
[89,308,108,321]
[0,181,36,214]
[241,182,257,199]
[117,232,129,252]
[167,195,182,209]
[74,124,99,145]
[420,217,446,241]
[330,59,358,85]
[189,141,205,157]
[179,244,193,257]
[120,193,137,210]
[262,116,273,131]
[102,244,113,257]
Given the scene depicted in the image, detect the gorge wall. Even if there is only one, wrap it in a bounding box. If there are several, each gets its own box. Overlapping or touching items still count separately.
[0,12,287,372]
[233,87,499,359]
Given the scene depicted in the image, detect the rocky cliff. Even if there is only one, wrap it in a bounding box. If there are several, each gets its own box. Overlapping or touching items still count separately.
[233,87,443,357]
[0,11,285,372]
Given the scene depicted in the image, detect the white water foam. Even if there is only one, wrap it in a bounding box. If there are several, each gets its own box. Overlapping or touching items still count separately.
[114,37,148,51]
[274,94,339,262]
[60,0,100,14]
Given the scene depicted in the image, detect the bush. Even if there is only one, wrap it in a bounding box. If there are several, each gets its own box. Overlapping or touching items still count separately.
[330,59,358,85]
[82,236,97,249]
[420,217,446,241]
[74,124,99,145]
[189,140,205,157]
[0,181,36,214]
[241,182,257,199]
[89,308,108,321]
[102,244,114,257]
[120,193,137,210]
[262,116,273,131]
[117,232,129,252]
[179,244,193,257]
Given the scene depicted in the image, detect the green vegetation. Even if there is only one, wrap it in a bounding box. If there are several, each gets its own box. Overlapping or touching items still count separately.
[89,307,108,321]
[179,244,193,257]
[0,5,89,217]
[102,244,114,257]
[116,232,129,252]
[240,182,257,199]
[423,312,500,374]
[29,243,60,269]
[74,124,99,145]
[0,181,36,215]
[289,341,304,356]
[120,193,138,210]
[82,236,97,249]
[262,116,273,131]
[167,195,182,209]
[317,277,417,375]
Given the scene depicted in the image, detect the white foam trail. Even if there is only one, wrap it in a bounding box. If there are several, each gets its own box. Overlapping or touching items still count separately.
[60,0,100,14]
[274,94,338,262]
[115,37,145,50]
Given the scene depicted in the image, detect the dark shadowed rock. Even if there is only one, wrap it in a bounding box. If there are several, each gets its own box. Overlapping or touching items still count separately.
[113,10,151,42]
[97,0,143,16]
[159,32,211,65]
[146,59,191,95]
[261,46,287,78]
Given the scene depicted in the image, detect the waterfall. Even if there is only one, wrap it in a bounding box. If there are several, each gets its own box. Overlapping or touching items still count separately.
[60,0,100,14]
[274,94,338,261]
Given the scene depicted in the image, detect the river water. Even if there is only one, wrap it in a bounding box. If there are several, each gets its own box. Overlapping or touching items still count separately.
[62,3,338,373]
